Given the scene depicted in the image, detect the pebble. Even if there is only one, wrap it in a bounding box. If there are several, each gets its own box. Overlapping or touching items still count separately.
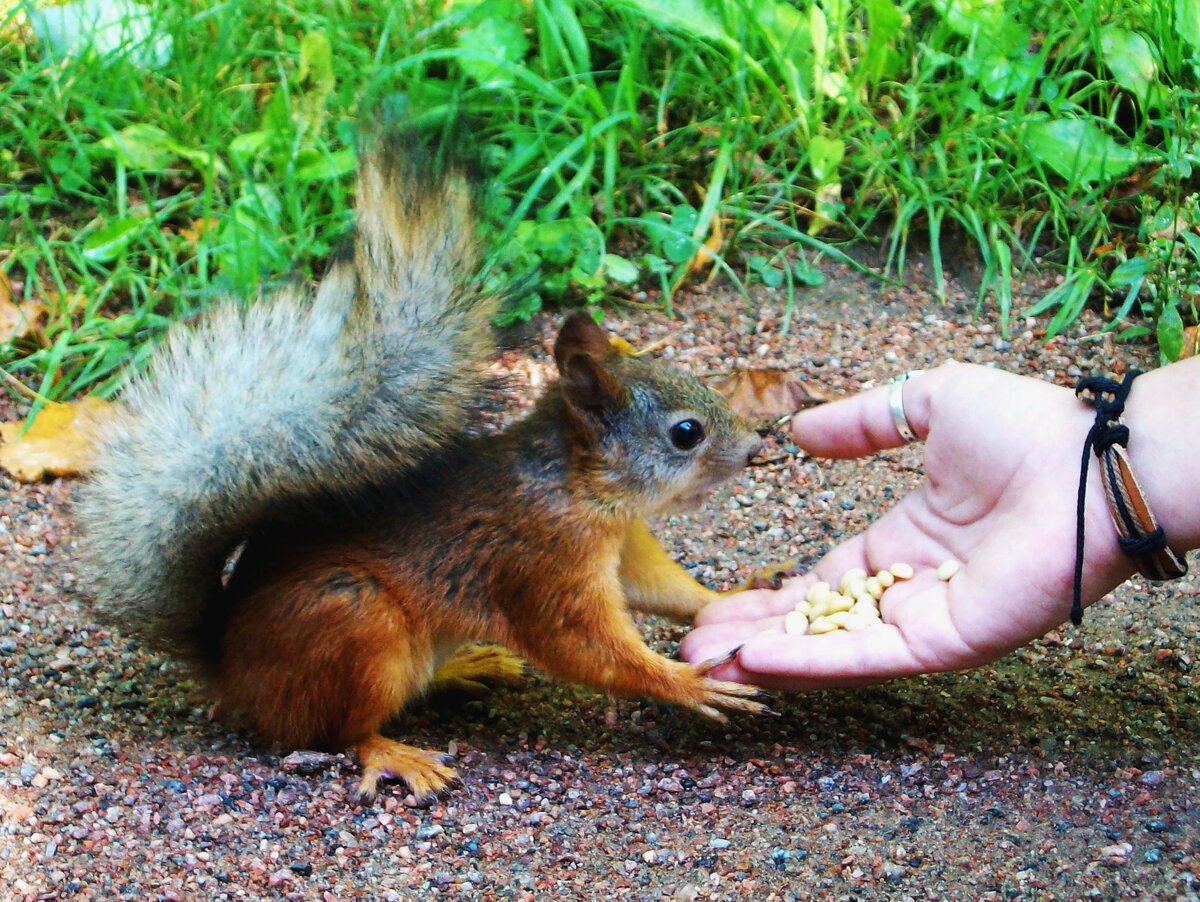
[0,289,1188,901]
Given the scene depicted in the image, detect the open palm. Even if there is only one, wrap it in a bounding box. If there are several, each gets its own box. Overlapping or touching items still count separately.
[682,363,1137,690]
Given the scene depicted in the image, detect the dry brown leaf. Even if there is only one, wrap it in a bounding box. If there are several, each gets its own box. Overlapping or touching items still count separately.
[0,273,48,343]
[708,369,832,422]
[0,396,116,482]
[1182,325,1200,360]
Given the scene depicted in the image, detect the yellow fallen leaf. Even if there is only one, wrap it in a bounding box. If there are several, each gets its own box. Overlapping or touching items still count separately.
[609,335,668,358]
[708,369,832,423]
[179,216,219,246]
[687,213,724,275]
[0,396,116,481]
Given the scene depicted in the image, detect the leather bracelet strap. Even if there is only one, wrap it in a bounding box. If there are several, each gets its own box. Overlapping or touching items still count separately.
[1096,440,1188,581]
[1073,372,1187,628]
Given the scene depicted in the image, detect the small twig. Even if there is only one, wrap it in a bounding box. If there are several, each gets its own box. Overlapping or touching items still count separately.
[0,367,56,407]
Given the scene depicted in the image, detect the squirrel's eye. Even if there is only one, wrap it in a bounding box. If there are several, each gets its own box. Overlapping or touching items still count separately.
[669,417,706,451]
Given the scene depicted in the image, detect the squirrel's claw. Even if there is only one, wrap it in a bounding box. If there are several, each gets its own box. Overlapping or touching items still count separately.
[685,650,776,721]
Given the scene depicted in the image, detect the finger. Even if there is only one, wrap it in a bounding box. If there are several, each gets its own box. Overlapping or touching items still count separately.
[790,363,954,459]
[681,619,779,665]
[695,579,814,626]
[734,625,928,689]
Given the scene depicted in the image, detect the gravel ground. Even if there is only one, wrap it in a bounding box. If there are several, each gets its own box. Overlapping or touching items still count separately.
[3,254,1199,901]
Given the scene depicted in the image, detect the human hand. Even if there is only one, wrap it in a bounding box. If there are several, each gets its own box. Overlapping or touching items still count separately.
[682,362,1137,690]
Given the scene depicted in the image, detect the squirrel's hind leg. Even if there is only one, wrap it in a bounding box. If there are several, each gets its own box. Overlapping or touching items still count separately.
[354,734,458,803]
[216,560,457,801]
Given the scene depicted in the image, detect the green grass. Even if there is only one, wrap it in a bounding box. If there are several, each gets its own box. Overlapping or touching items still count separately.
[2,0,1198,401]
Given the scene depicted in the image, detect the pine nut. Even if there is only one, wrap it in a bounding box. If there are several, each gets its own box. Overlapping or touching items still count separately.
[778,562,928,637]
[784,610,809,635]
[807,617,839,635]
[839,567,868,594]
[936,559,960,581]
[806,581,832,606]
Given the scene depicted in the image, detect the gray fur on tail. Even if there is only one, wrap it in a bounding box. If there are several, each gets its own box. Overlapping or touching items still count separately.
[75,132,498,658]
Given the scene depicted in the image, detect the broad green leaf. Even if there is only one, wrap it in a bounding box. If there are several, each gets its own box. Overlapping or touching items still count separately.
[663,205,699,263]
[292,148,356,181]
[931,0,1007,35]
[97,123,227,177]
[1158,304,1185,361]
[974,51,1038,101]
[1176,0,1200,48]
[512,217,602,265]
[808,135,845,181]
[742,0,810,60]
[457,16,531,85]
[295,31,335,133]
[1024,119,1150,186]
[298,31,334,96]
[602,254,639,285]
[82,216,144,262]
[1109,254,1157,286]
[810,2,828,67]
[863,0,902,81]
[613,0,728,44]
[760,265,784,287]
[1100,26,1160,106]
[97,124,179,170]
[229,130,273,163]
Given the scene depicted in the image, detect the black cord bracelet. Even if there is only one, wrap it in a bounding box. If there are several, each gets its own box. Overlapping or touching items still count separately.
[1072,371,1187,625]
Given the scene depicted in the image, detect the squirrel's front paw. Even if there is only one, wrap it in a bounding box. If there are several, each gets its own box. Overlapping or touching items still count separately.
[678,650,775,722]
[723,558,805,594]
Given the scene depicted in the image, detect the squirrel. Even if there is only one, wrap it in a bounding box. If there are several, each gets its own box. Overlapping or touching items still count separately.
[76,126,767,802]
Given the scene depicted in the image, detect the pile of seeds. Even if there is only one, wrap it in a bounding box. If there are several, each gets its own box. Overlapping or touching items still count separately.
[783,560,959,635]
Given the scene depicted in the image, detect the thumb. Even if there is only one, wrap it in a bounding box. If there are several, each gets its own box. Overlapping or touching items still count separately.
[790,363,954,459]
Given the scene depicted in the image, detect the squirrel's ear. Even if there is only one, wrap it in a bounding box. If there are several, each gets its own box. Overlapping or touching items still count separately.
[553,311,618,372]
[559,350,630,418]
[555,313,629,420]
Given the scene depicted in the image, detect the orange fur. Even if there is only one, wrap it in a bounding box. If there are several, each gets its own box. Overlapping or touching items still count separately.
[195,313,765,802]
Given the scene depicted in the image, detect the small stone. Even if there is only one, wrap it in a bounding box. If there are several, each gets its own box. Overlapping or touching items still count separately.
[1099,842,1132,866]
[7,803,35,823]
[281,750,340,775]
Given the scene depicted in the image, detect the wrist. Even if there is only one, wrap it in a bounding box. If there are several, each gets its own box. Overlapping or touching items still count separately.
[1120,359,1200,556]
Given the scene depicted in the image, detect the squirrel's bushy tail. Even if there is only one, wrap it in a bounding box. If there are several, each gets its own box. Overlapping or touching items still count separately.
[76,130,498,658]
